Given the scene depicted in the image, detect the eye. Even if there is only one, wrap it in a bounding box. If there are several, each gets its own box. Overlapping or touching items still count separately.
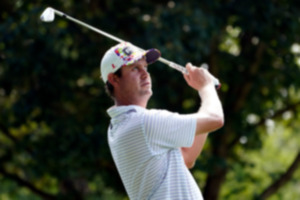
[131,64,148,72]
[132,66,138,71]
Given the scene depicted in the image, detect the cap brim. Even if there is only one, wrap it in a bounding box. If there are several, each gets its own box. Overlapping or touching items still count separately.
[145,49,161,64]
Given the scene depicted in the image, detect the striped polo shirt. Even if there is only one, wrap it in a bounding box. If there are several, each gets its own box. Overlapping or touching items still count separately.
[107,105,203,200]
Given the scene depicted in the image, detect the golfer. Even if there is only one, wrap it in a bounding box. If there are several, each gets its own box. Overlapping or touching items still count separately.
[100,42,224,200]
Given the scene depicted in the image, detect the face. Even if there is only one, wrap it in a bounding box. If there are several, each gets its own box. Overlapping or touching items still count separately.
[113,57,152,106]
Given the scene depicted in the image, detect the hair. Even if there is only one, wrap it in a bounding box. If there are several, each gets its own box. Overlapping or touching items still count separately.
[105,68,122,99]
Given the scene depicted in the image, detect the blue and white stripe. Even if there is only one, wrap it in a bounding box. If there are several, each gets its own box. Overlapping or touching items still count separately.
[107,105,203,200]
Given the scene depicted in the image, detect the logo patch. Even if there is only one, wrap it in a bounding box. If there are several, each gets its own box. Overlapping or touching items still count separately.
[123,47,133,56]
[114,44,144,66]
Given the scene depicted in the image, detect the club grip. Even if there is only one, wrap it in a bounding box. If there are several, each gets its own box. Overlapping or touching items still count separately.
[168,62,221,90]
[200,64,221,90]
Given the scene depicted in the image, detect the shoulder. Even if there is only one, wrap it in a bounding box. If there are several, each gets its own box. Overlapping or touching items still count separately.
[107,105,147,118]
[146,108,178,116]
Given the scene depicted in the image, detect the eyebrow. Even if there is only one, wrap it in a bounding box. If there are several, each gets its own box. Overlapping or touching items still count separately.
[129,60,148,68]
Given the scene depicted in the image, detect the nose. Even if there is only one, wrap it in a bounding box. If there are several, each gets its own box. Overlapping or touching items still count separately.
[140,67,149,79]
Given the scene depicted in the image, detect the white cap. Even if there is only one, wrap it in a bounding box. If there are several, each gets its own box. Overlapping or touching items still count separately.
[100,42,161,83]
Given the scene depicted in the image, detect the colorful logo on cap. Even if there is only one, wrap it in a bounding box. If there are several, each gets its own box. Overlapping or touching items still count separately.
[114,45,143,66]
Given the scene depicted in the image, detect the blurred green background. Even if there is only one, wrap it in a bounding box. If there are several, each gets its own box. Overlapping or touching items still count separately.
[1,0,300,199]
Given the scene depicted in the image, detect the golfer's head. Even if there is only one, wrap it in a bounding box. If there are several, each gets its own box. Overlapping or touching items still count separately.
[100,42,161,83]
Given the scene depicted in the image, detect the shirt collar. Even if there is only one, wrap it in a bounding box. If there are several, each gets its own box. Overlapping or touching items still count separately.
[107,105,145,118]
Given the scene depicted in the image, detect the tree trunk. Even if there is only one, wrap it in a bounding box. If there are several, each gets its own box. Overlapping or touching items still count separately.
[203,128,229,200]
[203,168,228,200]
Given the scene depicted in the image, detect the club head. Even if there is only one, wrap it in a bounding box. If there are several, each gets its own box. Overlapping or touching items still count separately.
[40,7,55,22]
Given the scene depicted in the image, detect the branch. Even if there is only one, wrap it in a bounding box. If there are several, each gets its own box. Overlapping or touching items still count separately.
[257,151,300,199]
[0,123,55,198]
[254,101,300,127]
[0,166,56,199]
[232,41,266,113]
[227,101,300,149]
[0,122,34,155]
[0,122,18,143]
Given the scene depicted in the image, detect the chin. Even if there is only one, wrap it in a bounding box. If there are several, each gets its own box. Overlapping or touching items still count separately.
[147,89,153,97]
[140,90,152,100]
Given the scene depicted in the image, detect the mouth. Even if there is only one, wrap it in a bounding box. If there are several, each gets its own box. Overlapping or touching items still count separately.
[141,82,151,87]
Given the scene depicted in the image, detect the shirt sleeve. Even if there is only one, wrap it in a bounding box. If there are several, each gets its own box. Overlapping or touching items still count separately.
[144,109,197,153]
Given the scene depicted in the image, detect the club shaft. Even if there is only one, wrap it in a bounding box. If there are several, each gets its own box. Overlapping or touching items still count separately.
[52,8,188,74]
[50,8,220,88]
[53,9,124,44]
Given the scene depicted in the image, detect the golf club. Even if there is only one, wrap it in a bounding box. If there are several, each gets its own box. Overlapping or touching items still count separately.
[40,7,221,89]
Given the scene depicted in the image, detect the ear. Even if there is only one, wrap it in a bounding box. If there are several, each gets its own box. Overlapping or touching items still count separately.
[107,73,120,86]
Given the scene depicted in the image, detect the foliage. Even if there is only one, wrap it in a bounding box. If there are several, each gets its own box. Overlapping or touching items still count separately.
[1,0,300,199]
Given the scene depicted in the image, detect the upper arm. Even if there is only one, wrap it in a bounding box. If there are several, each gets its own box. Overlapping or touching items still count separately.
[144,110,196,151]
[181,133,208,169]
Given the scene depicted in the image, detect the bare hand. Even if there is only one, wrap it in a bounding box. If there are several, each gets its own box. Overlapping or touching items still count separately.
[183,63,215,91]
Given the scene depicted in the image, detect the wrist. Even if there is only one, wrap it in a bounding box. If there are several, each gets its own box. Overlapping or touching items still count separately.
[198,83,215,96]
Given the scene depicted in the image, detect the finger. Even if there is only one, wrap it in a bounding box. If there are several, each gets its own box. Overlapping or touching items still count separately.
[186,62,192,71]
[183,63,192,81]
[183,70,190,81]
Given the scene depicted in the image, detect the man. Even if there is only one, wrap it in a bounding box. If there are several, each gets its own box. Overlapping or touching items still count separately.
[100,42,224,200]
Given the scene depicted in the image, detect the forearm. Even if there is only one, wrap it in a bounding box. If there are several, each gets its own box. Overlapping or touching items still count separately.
[198,84,223,120]
[183,63,224,126]
[193,84,224,135]
[181,133,208,169]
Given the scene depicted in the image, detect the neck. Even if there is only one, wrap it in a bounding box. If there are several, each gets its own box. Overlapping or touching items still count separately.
[115,99,148,108]
[113,90,151,108]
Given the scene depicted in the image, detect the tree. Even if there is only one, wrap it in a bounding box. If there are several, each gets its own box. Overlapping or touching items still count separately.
[0,0,300,199]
